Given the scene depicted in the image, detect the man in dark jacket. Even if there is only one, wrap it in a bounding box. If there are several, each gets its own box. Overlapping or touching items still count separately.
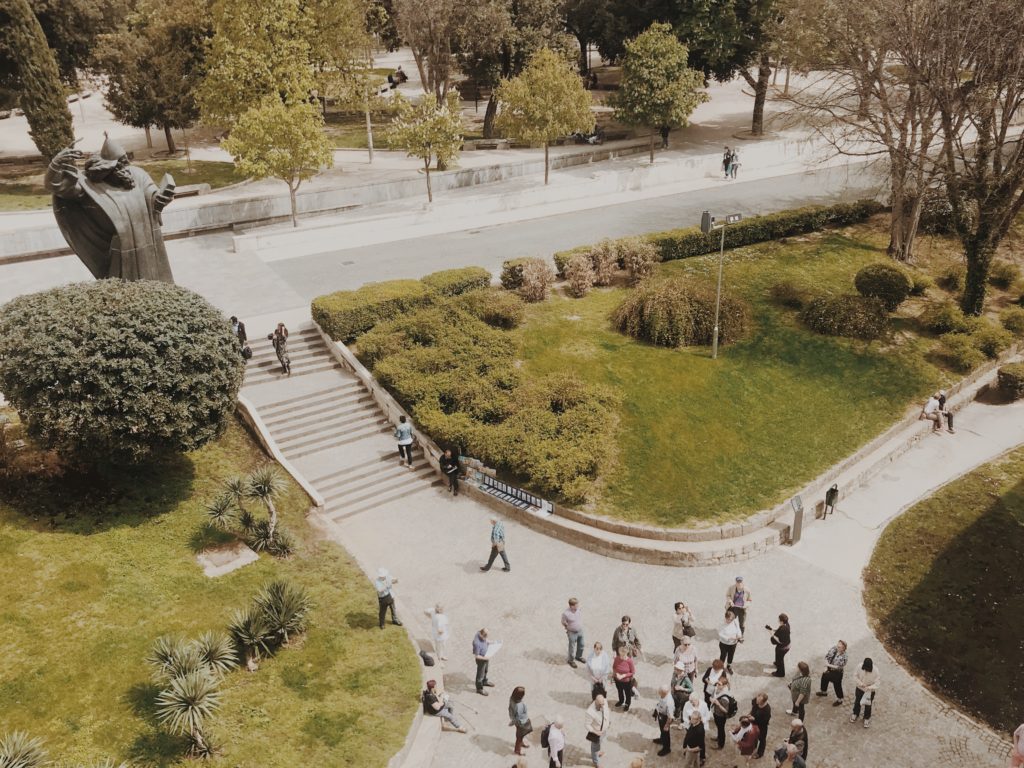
[440,448,460,495]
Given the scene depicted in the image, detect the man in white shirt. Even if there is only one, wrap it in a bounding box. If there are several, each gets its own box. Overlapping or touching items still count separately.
[585,695,611,766]
[374,568,401,629]
[653,685,675,756]
[920,392,942,432]
[547,716,566,768]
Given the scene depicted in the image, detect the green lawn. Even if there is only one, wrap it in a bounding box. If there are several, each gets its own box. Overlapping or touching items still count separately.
[515,231,942,526]
[863,445,1024,734]
[0,417,420,766]
[0,160,247,211]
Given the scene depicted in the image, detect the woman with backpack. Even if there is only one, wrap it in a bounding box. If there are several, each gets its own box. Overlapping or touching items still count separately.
[710,673,735,750]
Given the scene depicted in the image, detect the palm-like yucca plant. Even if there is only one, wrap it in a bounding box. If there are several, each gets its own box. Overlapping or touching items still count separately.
[229,606,273,672]
[254,580,312,646]
[155,670,221,757]
[204,492,235,530]
[0,731,47,768]
[146,636,205,683]
[194,631,238,676]
[244,465,285,540]
[245,519,273,553]
[223,476,247,512]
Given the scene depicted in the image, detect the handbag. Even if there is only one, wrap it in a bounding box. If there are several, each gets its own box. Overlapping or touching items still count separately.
[520,718,533,736]
[683,625,696,637]
[586,731,600,743]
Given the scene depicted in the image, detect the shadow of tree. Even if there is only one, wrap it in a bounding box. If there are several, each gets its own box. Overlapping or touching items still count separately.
[126,681,162,721]
[344,610,378,630]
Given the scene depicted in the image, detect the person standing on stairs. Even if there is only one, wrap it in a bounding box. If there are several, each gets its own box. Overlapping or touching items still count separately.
[395,415,415,466]
[269,323,291,375]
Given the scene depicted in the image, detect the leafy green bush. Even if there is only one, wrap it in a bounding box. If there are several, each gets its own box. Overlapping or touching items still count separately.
[519,258,556,302]
[453,287,526,329]
[612,278,751,348]
[921,302,971,334]
[620,237,660,285]
[800,295,889,340]
[0,280,243,464]
[999,307,1024,336]
[565,254,596,297]
[906,271,934,296]
[970,322,1014,359]
[312,280,433,342]
[854,262,913,310]
[988,260,1021,289]
[769,281,812,309]
[940,333,986,372]
[500,257,534,290]
[997,363,1024,400]
[938,264,966,292]
[421,266,492,296]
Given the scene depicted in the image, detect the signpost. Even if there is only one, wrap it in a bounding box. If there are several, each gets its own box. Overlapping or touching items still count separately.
[700,211,743,359]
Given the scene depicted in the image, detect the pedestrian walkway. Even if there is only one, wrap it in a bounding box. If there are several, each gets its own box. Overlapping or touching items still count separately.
[321,394,1022,768]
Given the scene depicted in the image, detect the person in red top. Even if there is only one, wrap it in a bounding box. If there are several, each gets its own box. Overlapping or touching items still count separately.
[732,715,760,764]
[612,644,636,711]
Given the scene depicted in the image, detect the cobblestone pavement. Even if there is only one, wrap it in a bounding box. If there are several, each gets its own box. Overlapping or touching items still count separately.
[331,399,1022,768]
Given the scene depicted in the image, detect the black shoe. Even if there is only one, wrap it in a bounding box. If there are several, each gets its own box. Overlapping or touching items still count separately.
[623,705,630,712]
[614,702,623,708]
[833,699,844,706]
[815,692,828,697]
[502,567,511,572]
[392,620,403,626]
[726,666,733,674]
[480,566,490,571]
[379,625,384,630]
[483,681,495,687]
[771,672,786,678]
[477,688,488,696]
[657,749,671,757]
[575,657,585,663]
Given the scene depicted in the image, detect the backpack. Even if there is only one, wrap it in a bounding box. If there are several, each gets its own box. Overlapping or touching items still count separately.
[540,724,551,749]
[721,694,738,718]
[241,345,252,360]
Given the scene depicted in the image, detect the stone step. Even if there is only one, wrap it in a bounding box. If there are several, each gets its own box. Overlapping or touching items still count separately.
[327,475,445,522]
[273,407,383,446]
[320,461,435,504]
[243,359,341,385]
[264,393,375,432]
[282,420,391,460]
[248,346,332,366]
[308,453,396,485]
[258,381,363,418]
[315,456,431,494]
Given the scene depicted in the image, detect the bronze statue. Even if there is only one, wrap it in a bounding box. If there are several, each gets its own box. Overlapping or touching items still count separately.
[45,134,176,282]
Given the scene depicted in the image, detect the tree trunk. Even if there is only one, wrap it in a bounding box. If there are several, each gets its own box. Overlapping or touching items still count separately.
[649,129,655,164]
[887,190,924,262]
[784,67,791,96]
[288,181,298,228]
[961,237,996,316]
[163,124,176,154]
[749,55,772,136]
[424,156,433,202]
[190,725,207,756]
[482,94,499,139]
[544,143,549,185]
[144,125,153,148]
[856,81,871,120]
[578,37,589,75]
[266,497,279,536]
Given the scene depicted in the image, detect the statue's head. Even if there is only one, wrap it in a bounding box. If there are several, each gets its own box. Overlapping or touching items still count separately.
[85,134,135,189]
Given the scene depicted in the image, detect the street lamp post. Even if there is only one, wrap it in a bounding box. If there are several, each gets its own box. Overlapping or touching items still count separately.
[700,210,743,359]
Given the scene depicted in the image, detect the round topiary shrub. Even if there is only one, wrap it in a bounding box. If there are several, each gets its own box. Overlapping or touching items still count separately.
[997,363,1024,400]
[970,322,1014,359]
[0,280,244,463]
[800,295,889,340]
[564,254,596,298]
[612,278,750,348]
[854,262,913,311]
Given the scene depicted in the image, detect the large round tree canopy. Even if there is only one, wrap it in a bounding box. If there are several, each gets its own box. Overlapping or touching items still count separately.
[0,280,244,463]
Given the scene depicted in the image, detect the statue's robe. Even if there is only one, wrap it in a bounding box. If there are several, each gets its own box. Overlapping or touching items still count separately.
[46,165,174,282]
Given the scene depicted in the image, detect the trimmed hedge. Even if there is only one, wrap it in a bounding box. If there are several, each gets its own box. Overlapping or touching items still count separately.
[855,262,913,311]
[971,322,1014,359]
[565,254,596,298]
[800,295,889,340]
[312,280,433,342]
[519,258,556,302]
[552,199,883,270]
[500,257,534,290]
[921,302,971,335]
[1000,307,1024,336]
[422,266,492,296]
[997,363,1024,400]
[453,287,526,329]
[940,333,986,372]
[613,278,750,348]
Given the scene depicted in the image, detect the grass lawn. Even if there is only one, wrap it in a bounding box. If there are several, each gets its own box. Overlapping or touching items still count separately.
[0,416,420,766]
[863,445,1024,734]
[0,160,247,211]
[515,228,944,526]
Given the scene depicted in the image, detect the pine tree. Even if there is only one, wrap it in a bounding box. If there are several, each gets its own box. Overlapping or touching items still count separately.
[4,0,74,158]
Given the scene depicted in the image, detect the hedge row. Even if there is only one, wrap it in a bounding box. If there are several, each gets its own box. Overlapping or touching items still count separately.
[421,266,492,296]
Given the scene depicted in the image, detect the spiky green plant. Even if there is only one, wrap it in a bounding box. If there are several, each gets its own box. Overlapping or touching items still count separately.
[146,636,206,683]
[245,519,273,553]
[224,476,247,512]
[155,670,221,757]
[267,527,294,558]
[194,631,238,676]
[254,580,311,645]
[229,606,273,671]
[237,508,256,533]
[244,465,285,539]
[0,731,46,768]
[204,492,235,530]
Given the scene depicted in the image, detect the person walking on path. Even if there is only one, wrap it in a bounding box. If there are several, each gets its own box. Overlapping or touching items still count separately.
[672,601,696,650]
[773,743,807,767]
[660,125,671,149]
[730,714,759,765]
[440,448,461,495]
[710,673,733,750]
[612,644,637,711]
[422,679,467,732]
[508,686,532,755]
[562,598,585,668]
[766,613,791,677]
[1010,722,1024,768]
[717,609,743,674]
[675,635,699,681]
[725,576,752,632]
[374,568,401,629]
[585,694,611,767]
[681,711,706,768]
[920,392,943,433]
[653,685,675,756]
[787,718,809,760]
[394,416,415,466]
[816,641,848,706]
[702,658,727,708]
[612,615,642,659]
[682,693,710,765]
[481,517,511,571]
[586,641,611,699]
[749,692,772,759]
[849,657,879,728]
[729,149,741,179]
[547,716,566,768]
[723,146,732,178]
[786,661,812,720]
[937,389,956,433]
[269,323,291,375]
[425,603,449,661]
[671,660,694,718]
[473,628,496,695]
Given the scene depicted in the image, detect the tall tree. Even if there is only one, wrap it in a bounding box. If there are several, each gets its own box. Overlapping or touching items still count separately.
[612,23,708,163]
[561,0,610,74]
[393,0,459,100]
[384,92,463,202]
[495,48,593,184]
[915,0,1024,315]
[1,0,74,158]
[222,99,333,226]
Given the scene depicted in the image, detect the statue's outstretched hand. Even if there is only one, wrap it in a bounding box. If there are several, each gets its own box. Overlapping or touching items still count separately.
[51,147,85,175]
[154,187,175,211]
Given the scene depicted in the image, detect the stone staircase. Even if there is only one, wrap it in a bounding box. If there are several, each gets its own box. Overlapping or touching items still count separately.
[241,322,442,520]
